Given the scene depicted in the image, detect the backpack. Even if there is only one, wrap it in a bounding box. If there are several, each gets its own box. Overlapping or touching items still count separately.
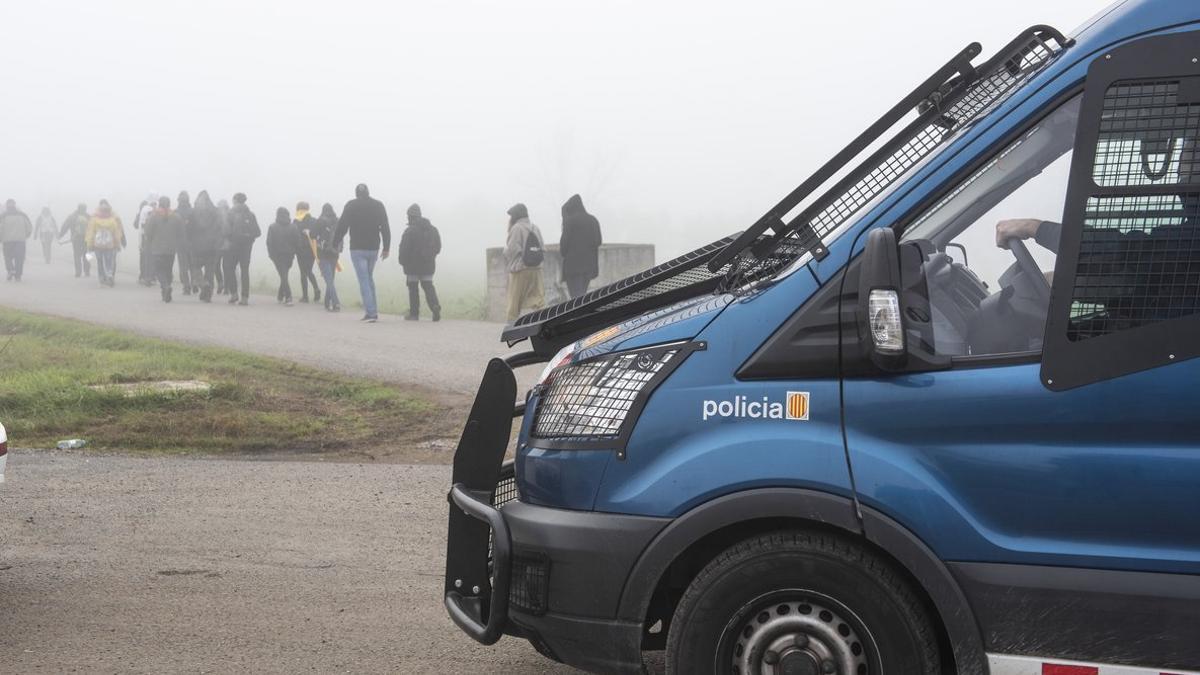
[522,227,544,268]
[229,208,256,242]
[93,226,114,249]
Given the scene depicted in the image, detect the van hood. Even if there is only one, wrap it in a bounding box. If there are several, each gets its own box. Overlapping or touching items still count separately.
[573,293,733,360]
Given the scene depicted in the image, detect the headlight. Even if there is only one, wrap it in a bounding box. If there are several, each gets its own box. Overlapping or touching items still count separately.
[533,343,690,443]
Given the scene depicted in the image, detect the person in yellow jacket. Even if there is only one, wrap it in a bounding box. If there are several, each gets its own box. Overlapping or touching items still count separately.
[85,199,126,287]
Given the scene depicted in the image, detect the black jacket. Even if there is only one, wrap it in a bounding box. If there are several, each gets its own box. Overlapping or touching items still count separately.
[267,219,304,264]
[225,203,261,249]
[559,194,602,281]
[397,204,440,277]
[293,213,317,265]
[312,210,341,262]
[335,195,390,252]
[188,192,223,255]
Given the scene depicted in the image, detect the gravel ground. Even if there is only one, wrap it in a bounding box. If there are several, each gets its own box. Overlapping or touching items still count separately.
[0,256,536,399]
[0,450,577,674]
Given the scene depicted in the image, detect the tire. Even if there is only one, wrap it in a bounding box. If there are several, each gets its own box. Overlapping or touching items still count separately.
[665,529,940,675]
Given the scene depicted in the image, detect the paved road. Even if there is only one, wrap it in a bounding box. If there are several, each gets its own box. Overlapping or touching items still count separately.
[0,255,536,399]
[0,451,581,674]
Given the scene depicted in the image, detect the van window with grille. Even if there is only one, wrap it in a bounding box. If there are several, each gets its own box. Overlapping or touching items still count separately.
[1066,79,1200,341]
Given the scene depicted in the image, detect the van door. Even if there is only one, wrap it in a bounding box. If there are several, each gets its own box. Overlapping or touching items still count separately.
[842,31,1200,669]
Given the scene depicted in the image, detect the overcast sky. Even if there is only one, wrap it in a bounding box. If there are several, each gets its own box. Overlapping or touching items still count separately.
[2,0,1109,279]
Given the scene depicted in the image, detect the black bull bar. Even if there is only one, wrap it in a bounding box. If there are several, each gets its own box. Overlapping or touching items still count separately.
[443,355,534,644]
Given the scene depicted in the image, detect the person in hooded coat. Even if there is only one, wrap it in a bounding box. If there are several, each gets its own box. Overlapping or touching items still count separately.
[312,203,342,312]
[34,207,57,264]
[266,206,302,306]
[188,190,222,302]
[559,194,602,298]
[0,199,33,282]
[397,203,442,321]
[292,201,321,303]
[175,191,195,295]
[58,203,91,277]
[223,192,260,305]
[143,195,185,302]
[503,202,546,321]
[85,199,126,287]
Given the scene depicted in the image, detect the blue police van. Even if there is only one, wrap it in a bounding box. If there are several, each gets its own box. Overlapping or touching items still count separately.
[444,1,1200,672]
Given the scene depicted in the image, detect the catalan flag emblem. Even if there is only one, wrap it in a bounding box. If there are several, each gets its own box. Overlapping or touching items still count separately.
[786,392,810,421]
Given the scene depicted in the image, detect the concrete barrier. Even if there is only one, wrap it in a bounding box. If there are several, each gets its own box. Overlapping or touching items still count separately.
[485,243,655,322]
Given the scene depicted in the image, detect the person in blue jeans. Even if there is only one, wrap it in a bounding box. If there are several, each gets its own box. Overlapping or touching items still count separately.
[334,184,391,322]
[312,203,342,312]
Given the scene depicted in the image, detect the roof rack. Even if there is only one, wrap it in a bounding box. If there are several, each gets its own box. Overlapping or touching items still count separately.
[708,24,1074,274]
[503,25,1073,355]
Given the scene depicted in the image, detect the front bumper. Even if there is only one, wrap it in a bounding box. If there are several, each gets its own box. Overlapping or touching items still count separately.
[443,358,670,674]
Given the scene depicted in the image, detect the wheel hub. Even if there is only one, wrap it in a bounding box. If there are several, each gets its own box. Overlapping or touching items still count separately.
[724,593,873,675]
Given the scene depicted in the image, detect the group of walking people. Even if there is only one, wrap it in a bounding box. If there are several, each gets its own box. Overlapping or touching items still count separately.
[3,186,606,325]
[137,183,442,321]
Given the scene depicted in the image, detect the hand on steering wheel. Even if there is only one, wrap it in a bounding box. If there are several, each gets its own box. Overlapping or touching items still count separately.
[1005,238,1052,305]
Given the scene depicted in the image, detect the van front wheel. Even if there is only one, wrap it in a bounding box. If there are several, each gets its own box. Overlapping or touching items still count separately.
[665,530,940,675]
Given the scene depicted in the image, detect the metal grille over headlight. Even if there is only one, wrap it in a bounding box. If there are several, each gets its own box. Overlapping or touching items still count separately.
[533,344,683,441]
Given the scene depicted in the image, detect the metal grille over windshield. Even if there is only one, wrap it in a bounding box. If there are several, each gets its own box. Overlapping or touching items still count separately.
[501,26,1071,356]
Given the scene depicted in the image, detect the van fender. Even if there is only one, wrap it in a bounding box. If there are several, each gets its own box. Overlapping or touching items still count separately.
[615,487,988,675]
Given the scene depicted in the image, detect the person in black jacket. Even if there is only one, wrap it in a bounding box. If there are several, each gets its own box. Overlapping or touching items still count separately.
[292,201,321,304]
[559,194,602,298]
[312,203,342,312]
[397,203,442,321]
[188,191,222,302]
[175,191,195,295]
[267,207,301,306]
[224,192,261,305]
[334,183,390,322]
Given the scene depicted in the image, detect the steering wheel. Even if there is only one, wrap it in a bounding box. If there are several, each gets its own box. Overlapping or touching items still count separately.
[1005,238,1052,306]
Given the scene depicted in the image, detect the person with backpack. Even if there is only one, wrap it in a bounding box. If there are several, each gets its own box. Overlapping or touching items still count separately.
[175,190,195,295]
[397,203,442,321]
[34,207,57,264]
[85,199,125,287]
[559,194,603,298]
[334,183,390,323]
[292,201,321,304]
[312,203,342,312]
[223,192,261,305]
[503,202,545,321]
[58,203,91,277]
[0,199,33,282]
[142,195,184,303]
[187,191,222,302]
[267,206,302,306]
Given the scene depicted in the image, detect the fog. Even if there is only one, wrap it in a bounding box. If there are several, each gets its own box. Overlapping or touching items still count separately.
[2,0,1107,287]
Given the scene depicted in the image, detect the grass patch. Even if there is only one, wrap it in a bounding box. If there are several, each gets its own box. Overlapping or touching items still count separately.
[0,307,453,458]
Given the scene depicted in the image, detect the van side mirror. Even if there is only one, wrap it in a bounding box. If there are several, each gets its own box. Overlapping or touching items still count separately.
[858,228,907,371]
